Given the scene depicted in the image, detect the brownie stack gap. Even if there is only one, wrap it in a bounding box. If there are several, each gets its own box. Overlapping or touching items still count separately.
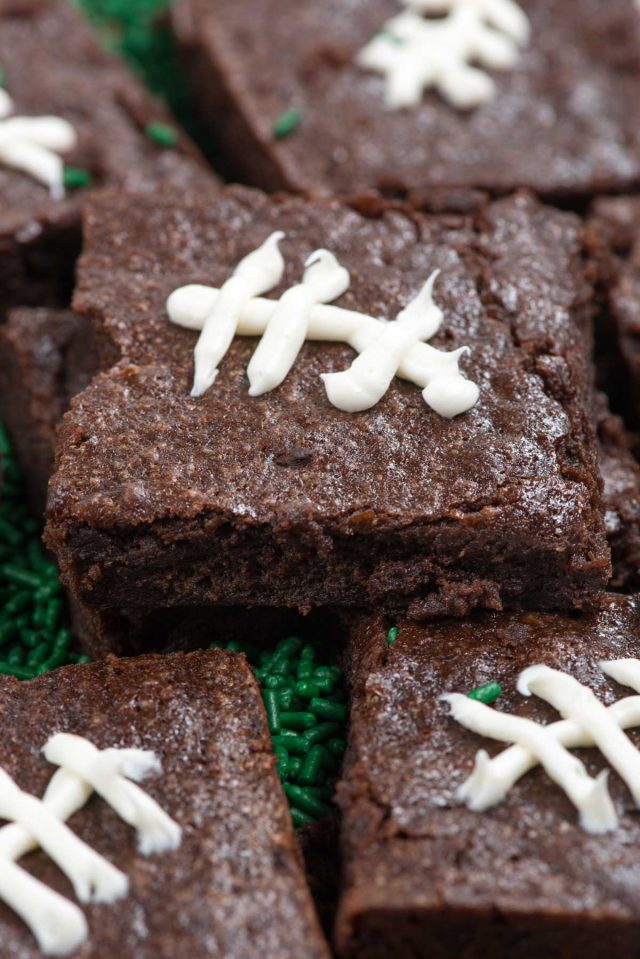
[3,0,640,957]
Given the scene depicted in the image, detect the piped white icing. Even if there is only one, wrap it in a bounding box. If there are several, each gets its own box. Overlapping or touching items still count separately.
[0,90,77,199]
[167,234,479,417]
[444,658,640,834]
[358,0,530,110]
[0,734,180,956]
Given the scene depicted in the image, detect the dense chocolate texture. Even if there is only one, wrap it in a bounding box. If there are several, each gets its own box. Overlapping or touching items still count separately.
[45,186,610,617]
[173,0,640,203]
[589,195,640,426]
[0,308,98,514]
[337,596,640,959]
[596,396,640,590]
[0,648,329,958]
[0,0,208,317]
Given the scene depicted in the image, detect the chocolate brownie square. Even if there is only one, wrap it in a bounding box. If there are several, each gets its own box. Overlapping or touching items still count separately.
[43,185,610,618]
[172,0,640,204]
[0,0,209,317]
[0,648,329,958]
[337,596,640,959]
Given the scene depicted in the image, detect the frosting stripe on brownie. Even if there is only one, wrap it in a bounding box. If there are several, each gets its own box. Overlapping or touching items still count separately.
[0,90,76,200]
[357,0,530,110]
[0,734,180,956]
[168,237,479,416]
[445,659,640,834]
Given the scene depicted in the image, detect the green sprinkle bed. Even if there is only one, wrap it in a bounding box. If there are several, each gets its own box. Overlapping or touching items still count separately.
[214,637,347,827]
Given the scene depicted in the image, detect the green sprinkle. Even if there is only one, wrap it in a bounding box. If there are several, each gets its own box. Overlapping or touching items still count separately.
[286,756,303,780]
[468,681,502,705]
[299,745,329,786]
[271,733,310,756]
[0,68,5,89]
[284,784,333,820]
[309,698,348,722]
[279,710,316,731]
[272,107,301,140]
[387,626,399,646]
[262,689,281,734]
[294,680,320,699]
[63,166,93,190]
[145,120,178,147]
[304,722,340,745]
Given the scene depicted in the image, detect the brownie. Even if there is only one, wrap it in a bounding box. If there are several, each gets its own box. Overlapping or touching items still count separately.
[588,195,640,426]
[0,308,99,514]
[0,0,209,317]
[0,648,329,958]
[337,596,640,959]
[44,185,610,618]
[596,395,640,590]
[172,0,640,204]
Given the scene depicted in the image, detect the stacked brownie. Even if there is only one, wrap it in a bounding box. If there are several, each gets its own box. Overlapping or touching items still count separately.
[4,0,640,957]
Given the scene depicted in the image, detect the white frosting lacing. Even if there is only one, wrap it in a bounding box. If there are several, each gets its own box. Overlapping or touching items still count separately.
[443,659,640,834]
[0,89,77,199]
[0,733,181,956]
[358,0,530,110]
[167,232,479,417]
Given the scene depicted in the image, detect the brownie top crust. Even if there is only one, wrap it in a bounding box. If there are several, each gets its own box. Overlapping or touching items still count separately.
[174,0,640,202]
[0,0,205,236]
[44,185,609,614]
[337,596,640,951]
[0,649,328,958]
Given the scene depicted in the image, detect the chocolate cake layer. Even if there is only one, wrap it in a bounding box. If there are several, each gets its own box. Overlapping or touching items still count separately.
[337,596,640,959]
[45,186,609,618]
[0,648,329,958]
[173,0,640,203]
[0,0,209,317]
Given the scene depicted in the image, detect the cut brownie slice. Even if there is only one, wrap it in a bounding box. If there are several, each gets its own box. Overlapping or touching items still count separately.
[0,0,209,317]
[337,596,640,959]
[172,0,640,203]
[0,308,99,514]
[44,185,610,618]
[0,648,330,958]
